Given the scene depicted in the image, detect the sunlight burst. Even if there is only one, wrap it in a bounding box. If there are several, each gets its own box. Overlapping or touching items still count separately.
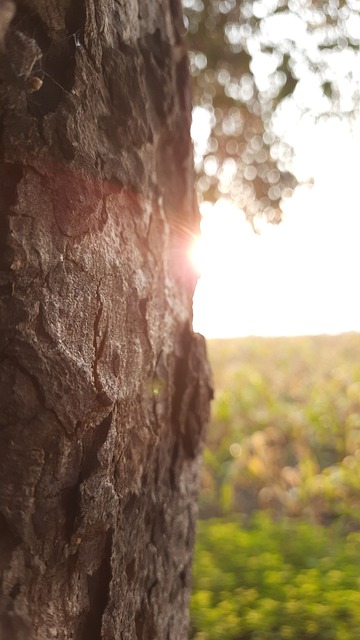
[189,235,206,277]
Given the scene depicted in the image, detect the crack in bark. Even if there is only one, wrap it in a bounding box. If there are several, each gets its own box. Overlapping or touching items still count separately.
[80,412,113,482]
[80,528,113,640]
[92,281,112,406]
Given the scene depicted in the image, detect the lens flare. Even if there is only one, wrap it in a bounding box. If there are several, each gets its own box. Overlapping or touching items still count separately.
[189,235,206,277]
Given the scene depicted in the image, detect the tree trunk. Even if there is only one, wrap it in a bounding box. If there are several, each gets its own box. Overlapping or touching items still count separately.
[0,1,211,638]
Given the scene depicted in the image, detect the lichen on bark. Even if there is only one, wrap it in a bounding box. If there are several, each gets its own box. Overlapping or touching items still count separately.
[0,1,212,638]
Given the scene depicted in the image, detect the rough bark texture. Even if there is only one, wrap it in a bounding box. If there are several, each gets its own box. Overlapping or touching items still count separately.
[0,1,212,638]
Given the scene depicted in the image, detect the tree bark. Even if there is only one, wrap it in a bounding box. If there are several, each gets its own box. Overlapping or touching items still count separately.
[0,1,211,638]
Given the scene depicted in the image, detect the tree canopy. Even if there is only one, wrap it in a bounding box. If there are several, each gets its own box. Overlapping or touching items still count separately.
[183,0,360,224]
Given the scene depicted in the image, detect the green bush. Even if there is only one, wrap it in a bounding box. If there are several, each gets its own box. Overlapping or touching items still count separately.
[191,514,360,640]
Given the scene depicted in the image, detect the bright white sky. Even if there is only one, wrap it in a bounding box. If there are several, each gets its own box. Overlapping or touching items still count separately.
[191,115,360,338]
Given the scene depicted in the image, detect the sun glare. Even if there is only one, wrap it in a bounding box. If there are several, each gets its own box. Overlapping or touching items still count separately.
[189,235,206,277]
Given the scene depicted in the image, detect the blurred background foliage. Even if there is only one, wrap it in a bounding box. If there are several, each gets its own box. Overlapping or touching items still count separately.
[183,3,360,636]
[191,515,360,639]
[200,333,360,526]
[190,334,360,639]
[183,0,360,223]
